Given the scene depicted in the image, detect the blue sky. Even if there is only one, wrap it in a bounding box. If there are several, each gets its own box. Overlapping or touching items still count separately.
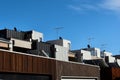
[0,0,120,55]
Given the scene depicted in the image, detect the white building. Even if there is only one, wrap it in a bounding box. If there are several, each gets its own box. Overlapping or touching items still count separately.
[54,45,69,61]
[10,38,32,49]
[71,49,91,60]
[31,30,43,42]
[47,39,71,61]
[82,48,101,58]
[104,52,116,63]
[47,39,71,50]
[25,30,43,42]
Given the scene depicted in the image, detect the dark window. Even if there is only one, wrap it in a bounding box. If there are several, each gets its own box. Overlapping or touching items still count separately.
[12,40,15,45]
[0,73,51,80]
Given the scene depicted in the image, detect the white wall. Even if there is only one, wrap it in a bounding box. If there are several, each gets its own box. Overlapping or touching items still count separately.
[104,52,115,63]
[109,56,115,63]
[55,45,69,61]
[117,59,120,67]
[47,39,71,50]
[9,40,13,51]
[11,38,32,49]
[32,30,43,42]
[62,39,71,49]
[81,50,91,60]
[94,48,100,58]
[104,52,112,56]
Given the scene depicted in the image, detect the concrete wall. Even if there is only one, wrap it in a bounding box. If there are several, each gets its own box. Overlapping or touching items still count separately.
[32,30,43,42]
[117,59,120,67]
[90,48,100,58]
[38,42,52,57]
[104,52,112,56]
[54,45,69,61]
[104,52,115,63]
[71,50,91,61]
[11,38,32,49]
[47,39,71,50]
[62,39,71,49]
[81,50,91,60]
[109,56,115,63]
[94,48,100,58]
[82,48,101,58]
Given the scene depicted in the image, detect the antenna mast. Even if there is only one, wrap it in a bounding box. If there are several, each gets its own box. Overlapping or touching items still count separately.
[88,37,94,45]
[101,44,107,50]
[54,27,64,39]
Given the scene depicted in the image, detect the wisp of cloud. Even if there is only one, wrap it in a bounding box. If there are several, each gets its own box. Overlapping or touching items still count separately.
[68,0,120,13]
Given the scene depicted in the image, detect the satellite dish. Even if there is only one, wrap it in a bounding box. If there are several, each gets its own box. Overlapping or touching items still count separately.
[14,27,17,31]
[103,50,105,52]
[59,36,63,39]
[87,44,91,48]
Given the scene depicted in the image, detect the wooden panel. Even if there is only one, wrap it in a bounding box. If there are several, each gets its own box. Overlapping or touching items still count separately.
[32,57,38,73]
[101,68,120,80]
[0,50,100,80]
[41,58,46,74]
[22,55,28,73]
[56,61,100,80]
[9,53,16,72]
[112,68,120,80]
[16,54,23,72]
[37,57,43,73]
[27,56,33,73]
[3,52,11,71]
[0,51,3,71]
[47,59,52,74]
[100,68,112,80]
[49,59,56,80]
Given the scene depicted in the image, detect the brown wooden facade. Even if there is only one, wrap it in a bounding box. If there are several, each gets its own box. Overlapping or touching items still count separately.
[112,68,120,80]
[0,50,100,80]
[101,68,120,80]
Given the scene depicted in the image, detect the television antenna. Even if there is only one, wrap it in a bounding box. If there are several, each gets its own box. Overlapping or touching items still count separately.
[88,37,94,45]
[54,27,64,39]
[101,44,107,50]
